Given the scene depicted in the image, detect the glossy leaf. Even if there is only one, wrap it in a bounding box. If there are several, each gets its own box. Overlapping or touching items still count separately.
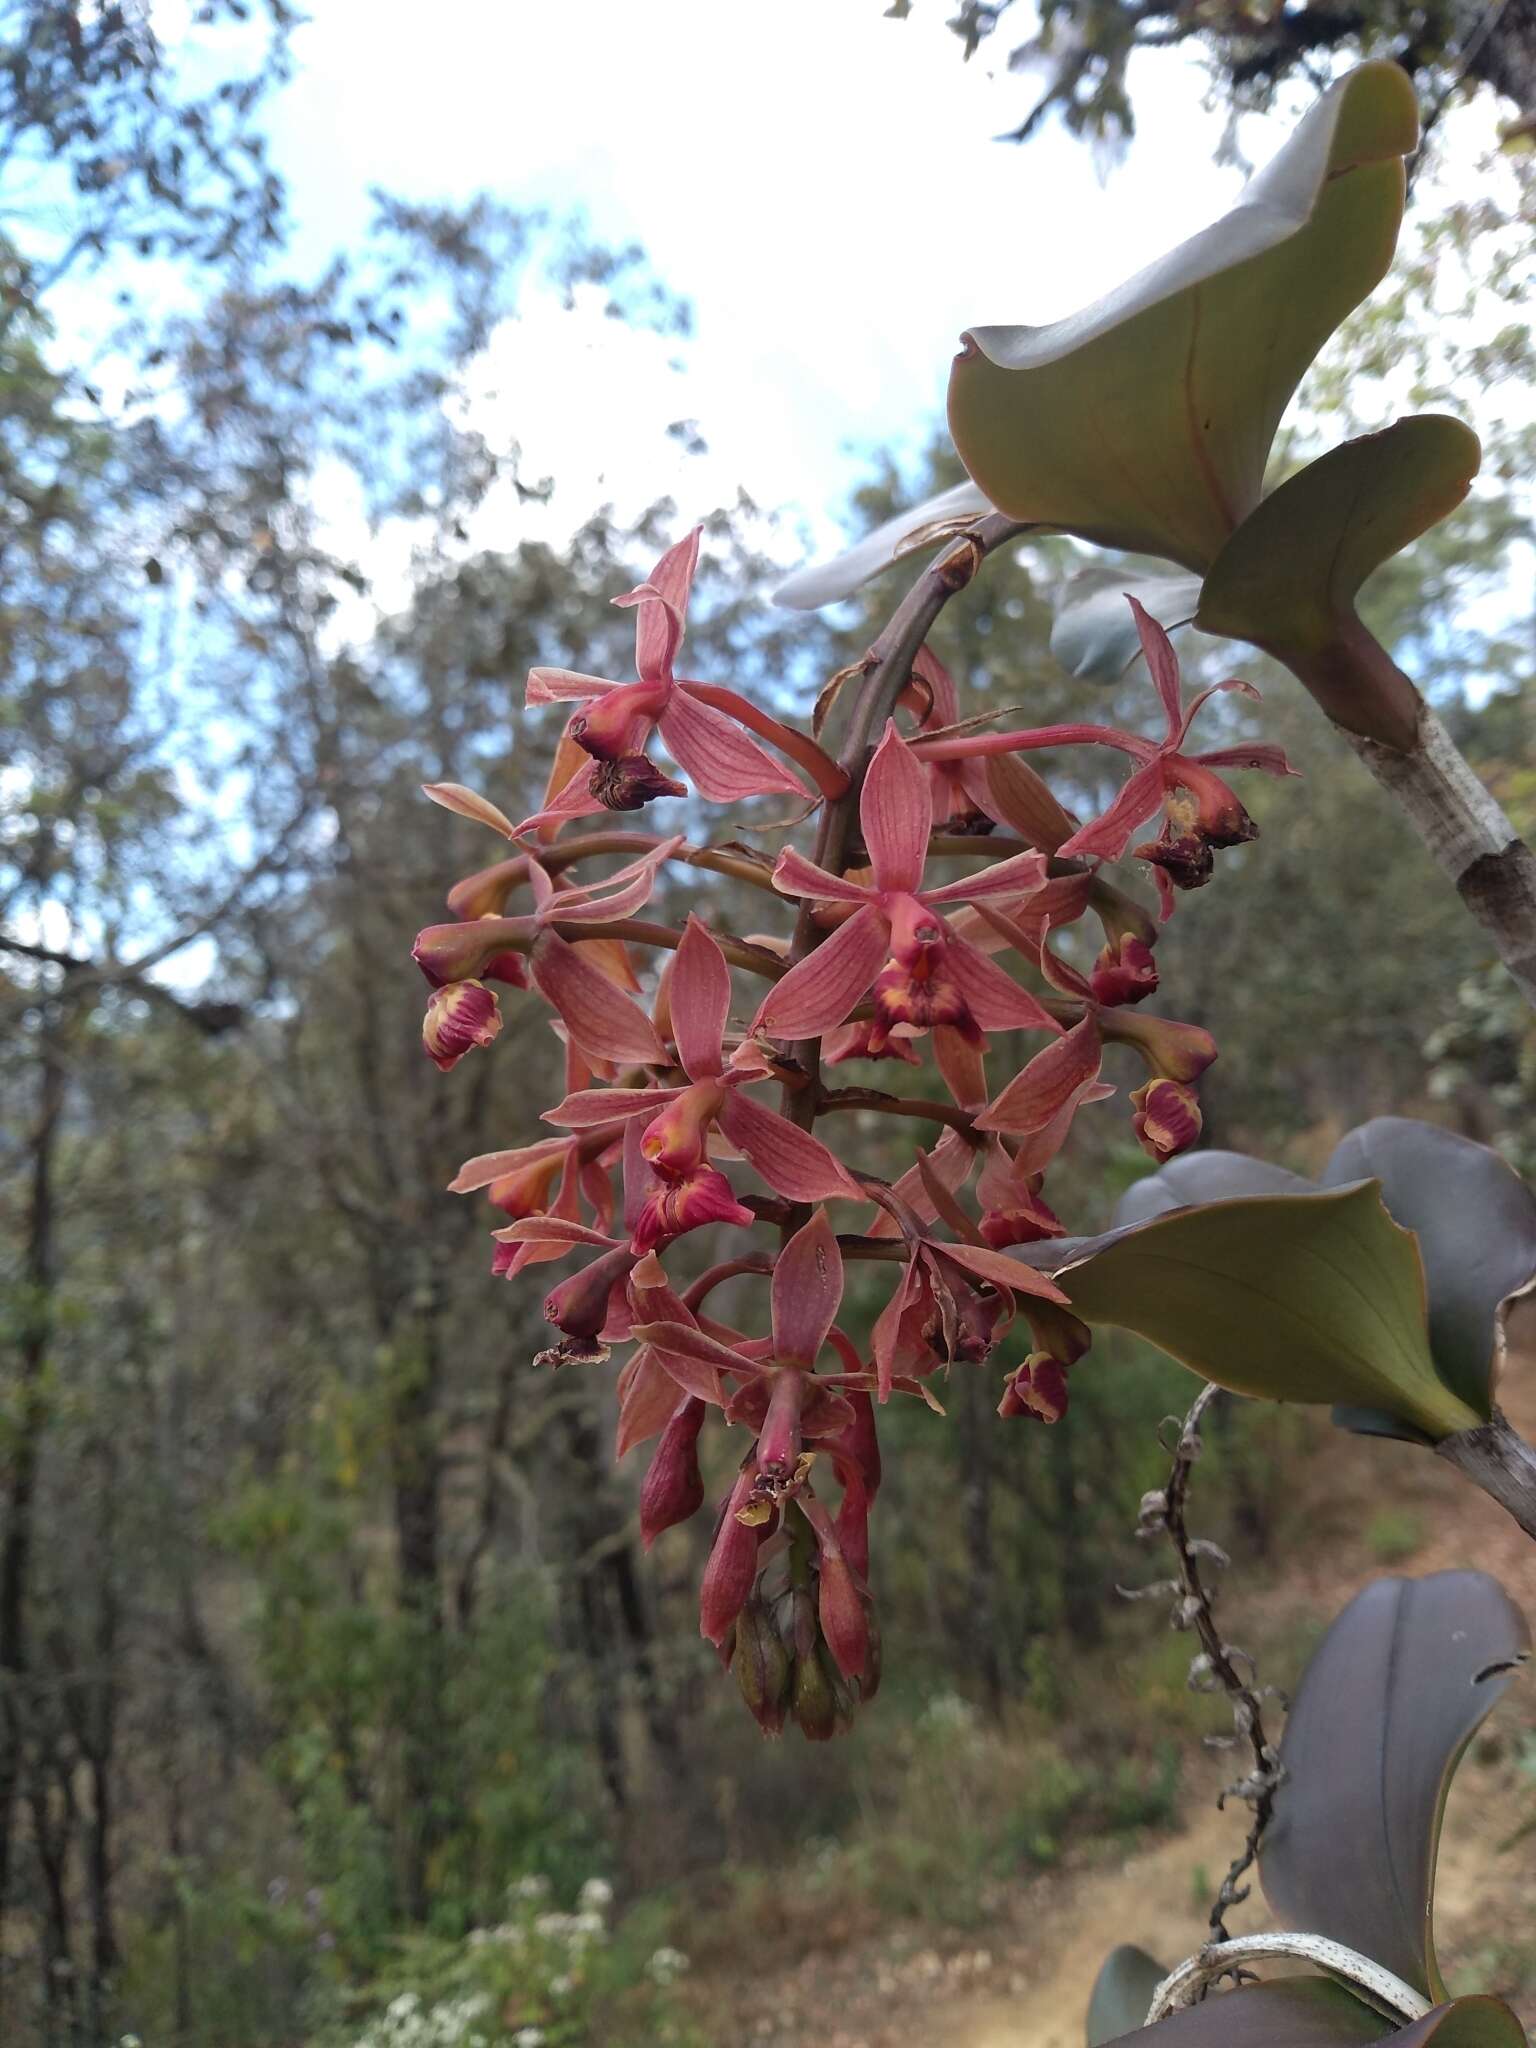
[1099,1988,1524,2048]
[1113,1150,1316,1229]
[1320,1118,1536,1423]
[1041,1184,1481,1440]
[948,63,1417,571]
[1197,419,1481,659]
[1087,1945,1167,2046]
[1262,1572,1530,1999]
[1052,566,1207,684]
[772,479,995,611]
[1099,1980,1389,2048]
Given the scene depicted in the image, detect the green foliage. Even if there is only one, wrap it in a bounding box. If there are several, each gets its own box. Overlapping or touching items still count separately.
[309,1879,701,2048]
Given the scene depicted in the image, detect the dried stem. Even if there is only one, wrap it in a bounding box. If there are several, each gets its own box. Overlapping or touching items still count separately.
[1133,1384,1284,1948]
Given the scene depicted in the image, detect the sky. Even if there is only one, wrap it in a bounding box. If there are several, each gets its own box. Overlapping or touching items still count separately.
[255,0,1257,582]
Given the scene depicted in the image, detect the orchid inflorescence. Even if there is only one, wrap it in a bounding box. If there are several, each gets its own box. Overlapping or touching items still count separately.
[411,527,1293,1739]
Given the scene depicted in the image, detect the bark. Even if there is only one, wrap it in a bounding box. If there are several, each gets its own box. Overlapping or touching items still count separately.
[1344,702,1536,1011]
[1436,1406,1536,1541]
[0,1029,65,2023]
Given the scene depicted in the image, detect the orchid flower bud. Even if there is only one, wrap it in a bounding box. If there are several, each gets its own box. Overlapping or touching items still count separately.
[732,1590,791,1737]
[639,1397,707,1549]
[1130,1076,1203,1161]
[543,1244,638,1339]
[422,981,502,1071]
[1088,934,1159,1007]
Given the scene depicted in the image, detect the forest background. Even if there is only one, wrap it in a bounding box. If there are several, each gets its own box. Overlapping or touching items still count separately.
[2,3,1534,2045]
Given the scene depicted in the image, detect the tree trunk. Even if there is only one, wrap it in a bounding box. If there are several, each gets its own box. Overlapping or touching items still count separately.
[0,1028,66,2024]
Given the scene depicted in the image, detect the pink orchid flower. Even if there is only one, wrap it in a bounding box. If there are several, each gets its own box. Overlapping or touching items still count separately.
[544,915,861,1227]
[412,836,681,991]
[515,529,813,837]
[913,598,1297,918]
[447,1127,622,1278]
[751,723,1056,1051]
[972,902,1216,1165]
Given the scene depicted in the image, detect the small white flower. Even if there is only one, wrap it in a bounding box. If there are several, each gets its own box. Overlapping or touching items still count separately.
[513,2030,547,2048]
[647,1945,690,1985]
[578,1875,614,1914]
[549,1972,574,1996]
[510,1873,551,1902]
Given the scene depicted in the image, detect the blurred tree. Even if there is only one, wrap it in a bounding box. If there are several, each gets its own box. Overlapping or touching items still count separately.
[890,0,1536,150]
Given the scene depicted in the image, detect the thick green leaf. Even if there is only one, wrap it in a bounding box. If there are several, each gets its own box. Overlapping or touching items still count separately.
[1320,1119,1536,1423]
[1039,1184,1480,1439]
[1098,1980,1390,2048]
[1088,1945,1167,2045]
[1099,1986,1525,2048]
[1113,1151,1316,1229]
[1050,566,1207,683]
[1261,1573,1530,2000]
[948,64,1417,571]
[1196,419,1480,659]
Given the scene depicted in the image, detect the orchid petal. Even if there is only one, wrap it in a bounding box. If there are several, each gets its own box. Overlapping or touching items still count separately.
[1055,758,1168,864]
[946,936,1060,1034]
[492,1216,616,1249]
[449,1138,567,1192]
[770,847,877,906]
[1128,595,1186,736]
[421,782,517,839]
[923,847,1051,906]
[531,931,666,1067]
[717,1089,862,1202]
[933,1026,989,1112]
[772,1209,844,1367]
[627,1319,744,1403]
[615,1347,687,1459]
[908,644,961,726]
[526,667,619,705]
[540,838,681,924]
[862,722,933,894]
[613,527,701,681]
[544,1086,681,1129]
[671,915,732,1082]
[1193,741,1299,777]
[975,1016,1103,1134]
[659,687,809,800]
[512,759,604,841]
[1175,675,1261,745]
[750,902,888,1041]
[940,1240,1071,1305]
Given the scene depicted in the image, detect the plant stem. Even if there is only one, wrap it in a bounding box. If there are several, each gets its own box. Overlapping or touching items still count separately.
[777,515,1029,1143]
[1436,1406,1536,1540]
[1140,1384,1284,1947]
[1283,626,1536,1013]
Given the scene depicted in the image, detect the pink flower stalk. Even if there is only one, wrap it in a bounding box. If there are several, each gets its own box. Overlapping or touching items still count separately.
[912,598,1296,918]
[752,723,1056,1050]
[545,915,861,1219]
[516,529,817,836]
